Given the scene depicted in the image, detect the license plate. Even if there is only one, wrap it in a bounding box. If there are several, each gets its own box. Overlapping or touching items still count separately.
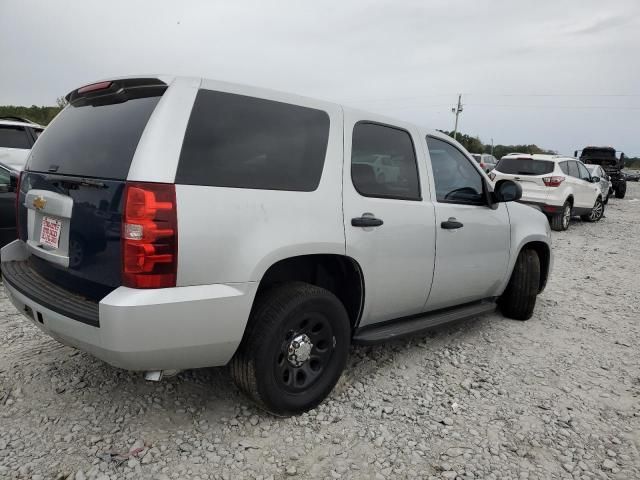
[40,216,62,249]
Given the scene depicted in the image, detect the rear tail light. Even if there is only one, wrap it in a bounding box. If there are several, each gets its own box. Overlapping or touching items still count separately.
[122,182,177,288]
[543,176,565,187]
[77,81,113,94]
[488,172,496,181]
[15,172,23,238]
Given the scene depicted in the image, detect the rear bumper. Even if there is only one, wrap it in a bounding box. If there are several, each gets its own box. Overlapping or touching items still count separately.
[518,200,564,214]
[1,240,257,371]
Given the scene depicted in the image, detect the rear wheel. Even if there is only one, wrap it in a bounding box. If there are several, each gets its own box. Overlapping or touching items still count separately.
[229,282,350,416]
[615,181,627,199]
[581,197,604,222]
[500,249,540,321]
[550,201,571,231]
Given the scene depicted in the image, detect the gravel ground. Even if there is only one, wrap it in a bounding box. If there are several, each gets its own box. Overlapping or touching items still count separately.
[1,183,639,480]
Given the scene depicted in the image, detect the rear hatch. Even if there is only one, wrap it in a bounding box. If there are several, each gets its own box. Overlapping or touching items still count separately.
[579,149,620,175]
[16,78,166,300]
[492,157,555,203]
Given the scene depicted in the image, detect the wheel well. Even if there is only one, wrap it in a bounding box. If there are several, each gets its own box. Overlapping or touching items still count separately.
[522,241,550,293]
[256,255,364,330]
[566,195,574,205]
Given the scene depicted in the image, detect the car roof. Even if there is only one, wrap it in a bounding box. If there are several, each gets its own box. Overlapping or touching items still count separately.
[500,154,575,163]
[72,74,465,148]
[0,117,44,129]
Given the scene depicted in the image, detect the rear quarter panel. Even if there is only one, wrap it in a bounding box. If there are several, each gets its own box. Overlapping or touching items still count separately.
[173,87,345,286]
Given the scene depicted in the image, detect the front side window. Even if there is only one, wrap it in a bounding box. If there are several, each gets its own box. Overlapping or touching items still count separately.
[351,123,420,200]
[426,136,485,205]
[0,125,31,149]
[177,90,330,191]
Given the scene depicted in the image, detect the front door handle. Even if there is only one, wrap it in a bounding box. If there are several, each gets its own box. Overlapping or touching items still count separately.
[441,217,463,229]
[352,215,384,227]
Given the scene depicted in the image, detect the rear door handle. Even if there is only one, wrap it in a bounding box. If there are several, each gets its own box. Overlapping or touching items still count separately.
[441,217,463,229]
[352,215,384,227]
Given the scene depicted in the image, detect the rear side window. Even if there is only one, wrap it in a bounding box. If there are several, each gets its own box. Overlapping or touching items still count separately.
[0,125,31,149]
[351,122,420,200]
[559,161,569,175]
[567,161,579,178]
[27,96,162,179]
[177,90,330,191]
[495,157,554,175]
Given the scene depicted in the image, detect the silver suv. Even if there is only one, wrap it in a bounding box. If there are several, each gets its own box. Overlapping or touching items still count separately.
[1,76,552,415]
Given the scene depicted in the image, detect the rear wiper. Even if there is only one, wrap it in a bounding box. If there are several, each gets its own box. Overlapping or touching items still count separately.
[79,178,107,188]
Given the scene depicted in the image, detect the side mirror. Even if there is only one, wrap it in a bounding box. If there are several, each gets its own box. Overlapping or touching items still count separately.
[493,179,522,203]
[620,152,625,160]
[591,176,601,183]
[573,150,578,158]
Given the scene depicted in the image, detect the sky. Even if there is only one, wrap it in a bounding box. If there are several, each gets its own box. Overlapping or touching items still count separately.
[1,0,639,156]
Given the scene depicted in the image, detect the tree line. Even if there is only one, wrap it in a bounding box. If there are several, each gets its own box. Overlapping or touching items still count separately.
[438,130,557,159]
[1,104,638,167]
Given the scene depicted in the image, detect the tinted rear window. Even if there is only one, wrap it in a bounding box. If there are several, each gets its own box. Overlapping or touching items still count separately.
[496,157,554,175]
[581,148,616,159]
[176,90,330,191]
[0,125,31,149]
[27,96,161,179]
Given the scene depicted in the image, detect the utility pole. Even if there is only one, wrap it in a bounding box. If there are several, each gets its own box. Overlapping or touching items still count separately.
[451,94,463,140]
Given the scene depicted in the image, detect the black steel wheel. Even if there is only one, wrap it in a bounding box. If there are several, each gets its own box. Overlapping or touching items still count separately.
[230,282,350,416]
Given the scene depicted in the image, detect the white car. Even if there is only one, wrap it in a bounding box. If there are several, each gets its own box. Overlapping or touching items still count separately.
[0,117,45,170]
[585,164,612,204]
[490,154,604,231]
[1,76,552,415]
[471,153,498,173]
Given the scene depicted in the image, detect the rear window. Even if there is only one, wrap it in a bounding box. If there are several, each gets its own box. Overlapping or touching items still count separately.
[0,125,31,149]
[495,157,554,175]
[27,95,162,179]
[581,148,616,159]
[176,90,330,191]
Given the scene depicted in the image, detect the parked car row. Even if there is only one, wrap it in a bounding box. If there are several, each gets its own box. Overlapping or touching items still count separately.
[0,76,552,415]
[0,117,46,248]
[489,153,621,231]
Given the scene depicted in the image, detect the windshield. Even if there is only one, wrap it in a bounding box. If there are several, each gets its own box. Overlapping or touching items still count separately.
[495,157,554,175]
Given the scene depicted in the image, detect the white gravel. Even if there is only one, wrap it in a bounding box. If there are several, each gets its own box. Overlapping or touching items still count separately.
[1,182,639,480]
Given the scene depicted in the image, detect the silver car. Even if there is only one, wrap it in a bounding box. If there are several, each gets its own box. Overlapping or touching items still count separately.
[1,76,552,415]
[586,164,612,204]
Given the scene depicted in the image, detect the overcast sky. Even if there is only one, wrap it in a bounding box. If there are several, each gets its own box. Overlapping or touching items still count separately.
[2,0,639,155]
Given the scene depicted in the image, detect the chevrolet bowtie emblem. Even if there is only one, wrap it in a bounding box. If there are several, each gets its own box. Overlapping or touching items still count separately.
[32,196,47,210]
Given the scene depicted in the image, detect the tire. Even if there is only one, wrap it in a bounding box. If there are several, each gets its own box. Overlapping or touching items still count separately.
[500,249,540,321]
[550,201,571,231]
[229,282,350,416]
[615,181,627,199]
[581,196,604,222]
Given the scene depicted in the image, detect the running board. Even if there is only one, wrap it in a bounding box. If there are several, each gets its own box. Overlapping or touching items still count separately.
[352,300,497,345]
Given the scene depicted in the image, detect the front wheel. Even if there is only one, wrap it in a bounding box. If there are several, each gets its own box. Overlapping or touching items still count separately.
[581,197,604,222]
[615,181,627,199]
[229,282,350,416]
[500,249,541,321]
